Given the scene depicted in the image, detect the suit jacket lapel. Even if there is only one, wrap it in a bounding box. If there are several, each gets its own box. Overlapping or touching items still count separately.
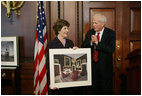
[55,37,64,48]
[101,27,108,42]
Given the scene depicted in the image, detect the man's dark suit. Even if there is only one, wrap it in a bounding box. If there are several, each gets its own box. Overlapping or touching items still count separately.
[82,27,116,94]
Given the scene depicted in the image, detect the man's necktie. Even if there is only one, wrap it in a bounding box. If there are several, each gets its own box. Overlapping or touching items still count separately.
[93,32,100,62]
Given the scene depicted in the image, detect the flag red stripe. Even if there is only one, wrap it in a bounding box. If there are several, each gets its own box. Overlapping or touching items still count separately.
[38,46,44,63]
[43,34,47,54]
[41,83,47,95]
[44,46,47,55]
[39,64,46,84]
[35,30,38,40]
[43,33,47,43]
[38,90,40,95]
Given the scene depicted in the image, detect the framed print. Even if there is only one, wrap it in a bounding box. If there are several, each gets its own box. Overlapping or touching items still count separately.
[49,48,92,89]
[1,37,19,67]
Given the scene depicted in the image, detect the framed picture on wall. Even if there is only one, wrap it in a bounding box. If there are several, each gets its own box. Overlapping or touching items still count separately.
[49,48,92,89]
[1,37,19,68]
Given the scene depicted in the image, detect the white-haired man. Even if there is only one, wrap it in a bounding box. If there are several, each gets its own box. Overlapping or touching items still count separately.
[82,13,116,94]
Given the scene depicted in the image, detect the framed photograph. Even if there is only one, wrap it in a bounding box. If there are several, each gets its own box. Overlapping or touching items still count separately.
[1,37,19,67]
[49,48,92,89]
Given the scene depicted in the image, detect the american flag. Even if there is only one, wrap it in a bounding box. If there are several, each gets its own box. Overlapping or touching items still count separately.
[34,1,48,95]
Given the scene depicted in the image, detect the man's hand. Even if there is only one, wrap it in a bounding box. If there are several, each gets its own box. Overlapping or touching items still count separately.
[91,35,98,44]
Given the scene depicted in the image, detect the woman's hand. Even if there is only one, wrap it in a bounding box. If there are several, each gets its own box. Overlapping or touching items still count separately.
[73,46,78,50]
[49,85,59,90]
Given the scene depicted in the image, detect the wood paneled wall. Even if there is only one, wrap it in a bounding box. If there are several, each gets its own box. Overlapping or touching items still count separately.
[48,1,83,47]
[1,2,36,58]
[83,1,141,94]
[1,1,36,94]
[1,1,141,95]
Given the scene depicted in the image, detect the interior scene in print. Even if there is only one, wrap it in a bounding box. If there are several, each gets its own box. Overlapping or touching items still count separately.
[54,54,87,83]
